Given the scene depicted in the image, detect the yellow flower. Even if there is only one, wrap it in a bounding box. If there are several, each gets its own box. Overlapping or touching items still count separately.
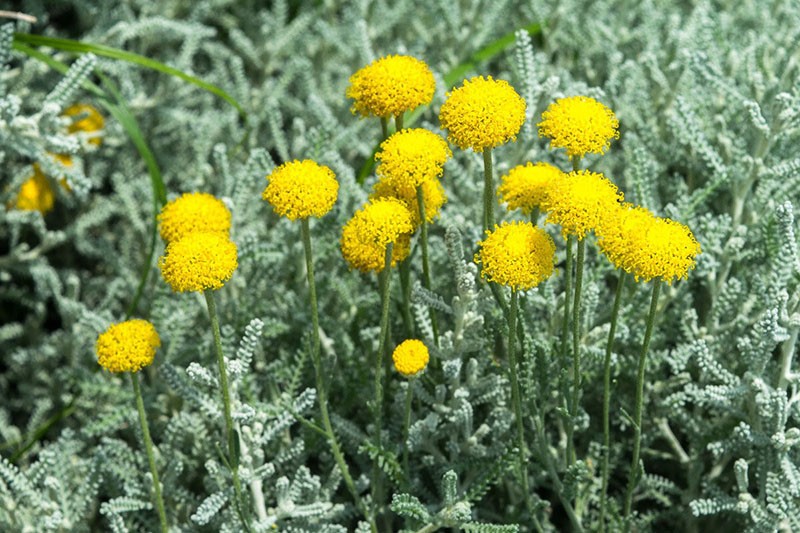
[439,76,526,152]
[263,159,338,220]
[538,96,619,158]
[497,162,565,215]
[474,221,556,290]
[371,176,447,227]
[159,232,238,292]
[375,129,452,193]
[541,170,623,240]
[96,319,161,373]
[63,103,105,146]
[13,166,55,214]
[340,199,414,273]
[347,55,435,118]
[158,192,232,243]
[596,203,657,273]
[392,339,430,377]
[629,217,701,284]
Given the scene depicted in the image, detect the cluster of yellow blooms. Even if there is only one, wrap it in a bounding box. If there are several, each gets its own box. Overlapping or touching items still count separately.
[346,55,435,119]
[475,222,556,290]
[392,339,430,377]
[96,318,160,373]
[340,198,414,272]
[262,160,339,220]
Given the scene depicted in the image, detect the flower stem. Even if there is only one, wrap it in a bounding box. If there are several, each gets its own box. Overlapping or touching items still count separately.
[561,234,575,464]
[402,378,414,487]
[380,117,389,140]
[399,259,414,338]
[204,290,252,532]
[395,113,404,132]
[530,206,540,226]
[416,186,439,345]
[301,220,375,532]
[600,270,626,532]
[568,238,586,466]
[483,149,495,233]
[623,279,662,528]
[131,373,168,533]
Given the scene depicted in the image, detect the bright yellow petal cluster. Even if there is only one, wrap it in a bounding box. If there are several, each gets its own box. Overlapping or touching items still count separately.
[96,319,160,373]
[474,221,556,290]
[340,199,414,273]
[13,166,55,214]
[263,159,339,220]
[347,55,435,118]
[631,217,701,284]
[63,103,105,146]
[498,162,565,215]
[597,204,657,273]
[159,232,238,292]
[371,176,446,227]
[439,76,526,152]
[375,129,452,192]
[541,170,623,240]
[158,192,232,243]
[538,96,619,158]
[392,339,430,377]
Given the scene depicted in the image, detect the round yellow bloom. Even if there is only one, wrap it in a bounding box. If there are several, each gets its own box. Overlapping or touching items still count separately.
[474,222,556,290]
[371,176,447,227]
[13,166,55,214]
[597,203,657,273]
[392,339,430,377]
[540,170,623,240]
[439,76,526,152]
[158,192,231,243]
[159,232,238,292]
[96,319,160,373]
[628,217,701,284]
[375,129,452,193]
[538,96,619,158]
[347,55,435,118]
[340,199,414,273]
[63,103,105,146]
[498,162,565,215]
[263,159,338,220]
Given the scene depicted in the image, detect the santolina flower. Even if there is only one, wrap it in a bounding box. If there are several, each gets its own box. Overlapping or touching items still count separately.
[340,199,414,272]
[63,103,105,146]
[392,339,430,377]
[159,232,238,292]
[96,319,161,373]
[158,192,231,243]
[375,129,451,193]
[541,170,623,240]
[371,175,446,227]
[439,76,526,152]
[538,96,619,158]
[474,221,556,290]
[347,55,435,118]
[263,159,338,220]
[596,203,657,273]
[13,166,55,214]
[628,216,701,284]
[498,162,564,215]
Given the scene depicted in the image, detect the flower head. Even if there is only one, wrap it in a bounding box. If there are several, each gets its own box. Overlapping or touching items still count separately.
[263,159,338,220]
[158,192,231,243]
[474,221,556,290]
[538,96,619,158]
[498,162,565,215]
[159,232,238,292]
[439,76,526,152]
[392,339,430,377]
[371,175,447,227]
[596,203,657,273]
[63,103,105,146]
[541,170,623,240]
[340,199,414,273]
[375,129,451,193]
[629,217,701,284]
[96,319,160,373]
[347,55,435,118]
[13,166,55,214]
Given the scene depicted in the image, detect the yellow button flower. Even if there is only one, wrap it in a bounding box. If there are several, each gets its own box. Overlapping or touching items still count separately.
[340,199,414,273]
[13,166,55,214]
[439,76,526,152]
[96,319,161,373]
[541,170,623,240]
[63,103,105,146]
[392,339,430,377]
[158,192,232,243]
[263,159,338,220]
[538,96,619,158]
[347,55,435,118]
[371,175,447,228]
[159,232,238,292]
[375,128,452,194]
[628,216,701,284]
[498,162,565,215]
[474,221,556,290]
[597,203,657,274]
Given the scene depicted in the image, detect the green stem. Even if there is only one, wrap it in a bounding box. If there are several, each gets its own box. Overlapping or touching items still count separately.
[530,206,540,226]
[623,279,662,529]
[417,186,439,345]
[204,290,252,532]
[301,220,375,532]
[381,117,389,140]
[562,234,575,464]
[395,113,404,132]
[483,149,495,232]
[568,238,586,466]
[600,270,626,532]
[402,379,414,486]
[132,373,168,533]
[399,259,415,338]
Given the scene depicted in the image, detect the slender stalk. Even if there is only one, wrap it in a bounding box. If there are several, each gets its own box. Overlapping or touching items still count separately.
[568,238,586,466]
[204,290,252,532]
[395,112,404,132]
[600,270,626,531]
[482,149,495,232]
[380,117,389,140]
[399,259,414,338]
[132,373,168,533]
[402,379,414,485]
[416,186,439,344]
[530,206,540,226]
[301,220,375,531]
[623,279,662,528]
[562,234,575,464]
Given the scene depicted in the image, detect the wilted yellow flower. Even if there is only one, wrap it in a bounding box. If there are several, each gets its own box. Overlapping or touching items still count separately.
[628,217,701,284]
[498,162,565,215]
[439,76,526,152]
[263,159,338,220]
[371,176,446,227]
[63,103,105,146]
[158,192,231,243]
[375,129,451,193]
[538,96,619,158]
[474,222,556,290]
[541,170,623,240]
[347,55,435,118]
[392,339,430,377]
[96,319,161,373]
[159,232,238,292]
[340,199,414,272]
